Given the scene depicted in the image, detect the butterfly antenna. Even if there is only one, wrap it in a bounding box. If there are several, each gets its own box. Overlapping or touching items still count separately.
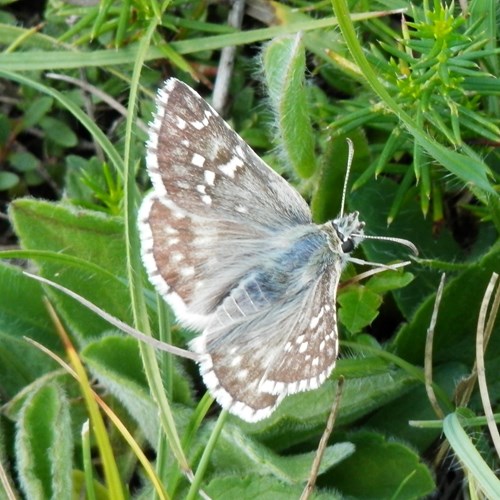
[342,138,418,257]
[359,234,419,256]
[339,138,355,219]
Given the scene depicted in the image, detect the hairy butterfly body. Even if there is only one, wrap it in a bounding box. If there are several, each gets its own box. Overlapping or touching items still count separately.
[139,78,366,422]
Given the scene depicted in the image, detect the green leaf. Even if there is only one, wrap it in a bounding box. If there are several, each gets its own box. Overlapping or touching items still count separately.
[311,131,370,223]
[8,199,130,342]
[338,286,382,334]
[0,71,125,179]
[366,270,414,294]
[24,170,44,187]
[72,470,109,500]
[0,171,19,190]
[65,155,105,205]
[39,116,78,147]
[83,336,160,447]
[329,431,435,499]
[206,474,336,499]
[262,34,316,178]
[10,151,38,172]
[213,423,354,483]
[332,0,496,197]
[0,262,60,399]
[15,384,73,499]
[0,112,11,145]
[21,96,53,129]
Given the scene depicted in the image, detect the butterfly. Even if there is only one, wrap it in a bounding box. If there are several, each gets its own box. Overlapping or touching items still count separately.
[138,78,415,422]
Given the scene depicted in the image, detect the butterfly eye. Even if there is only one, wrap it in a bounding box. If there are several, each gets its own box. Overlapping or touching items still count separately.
[341,238,355,253]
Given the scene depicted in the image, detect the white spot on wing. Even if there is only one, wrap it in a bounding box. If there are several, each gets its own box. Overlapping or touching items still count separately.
[156,90,167,105]
[180,266,195,277]
[191,120,205,130]
[218,156,243,178]
[235,205,248,214]
[310,308,325,329]
[260,380,285,395]
[171,251,183,264]
[191,153,205,167]
[204,170,215,185]
[231,355,242,367]
[145,151,160,179]
[175,116,187,129]
[203,369,219,388]
[259,380,274,394]
[309,378,319,390]
[164,226,178,235]
[200,354,282,420]
[150,116,163,135]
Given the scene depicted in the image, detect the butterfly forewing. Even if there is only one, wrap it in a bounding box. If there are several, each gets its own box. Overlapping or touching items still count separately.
[146,79,311,228]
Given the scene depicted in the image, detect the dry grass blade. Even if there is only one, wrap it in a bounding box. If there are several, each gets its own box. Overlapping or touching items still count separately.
[23,271,198,361]
[425,273,446,419]
[475,272,500,459]
[300,377,345,500]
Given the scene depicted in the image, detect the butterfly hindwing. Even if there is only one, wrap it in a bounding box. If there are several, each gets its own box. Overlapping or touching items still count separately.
[190,264,341,422]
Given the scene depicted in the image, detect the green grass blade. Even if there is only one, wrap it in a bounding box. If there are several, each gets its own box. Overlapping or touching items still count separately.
[443,413,500,498]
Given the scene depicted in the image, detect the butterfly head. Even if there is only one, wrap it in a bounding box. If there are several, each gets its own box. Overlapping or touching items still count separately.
[332,211,365,254]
